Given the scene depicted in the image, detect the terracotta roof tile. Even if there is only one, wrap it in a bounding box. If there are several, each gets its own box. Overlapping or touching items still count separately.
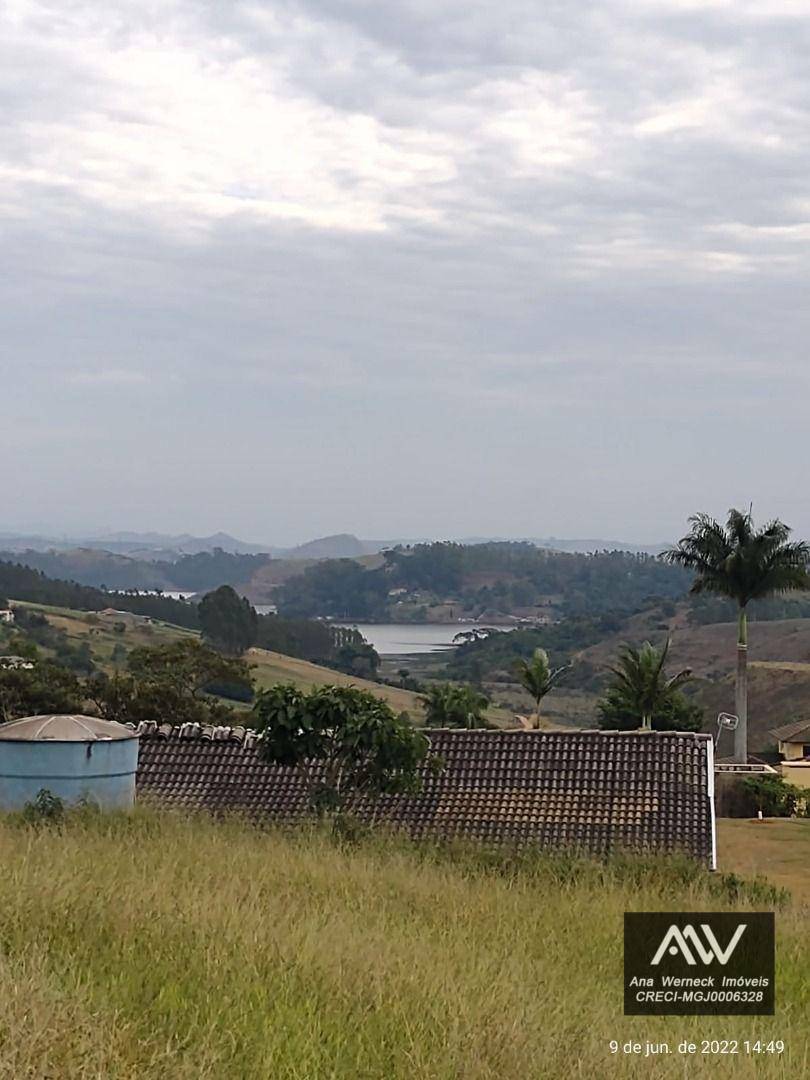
[131,725,714,864]
[769,718,810,744]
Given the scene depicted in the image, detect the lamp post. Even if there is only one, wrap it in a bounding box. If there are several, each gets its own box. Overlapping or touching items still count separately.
[715,712,739,750]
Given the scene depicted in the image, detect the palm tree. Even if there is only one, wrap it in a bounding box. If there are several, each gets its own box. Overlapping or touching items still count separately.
[664,509,810,762]
[605,639,692,731]
[421,682,491,729]
[512,648,567,729]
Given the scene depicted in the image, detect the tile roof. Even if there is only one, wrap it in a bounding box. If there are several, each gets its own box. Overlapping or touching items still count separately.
[769,718,810,744]
[131,723,714,864]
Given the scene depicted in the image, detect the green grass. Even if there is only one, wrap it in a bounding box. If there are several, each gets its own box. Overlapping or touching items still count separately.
[0,810,806,1079]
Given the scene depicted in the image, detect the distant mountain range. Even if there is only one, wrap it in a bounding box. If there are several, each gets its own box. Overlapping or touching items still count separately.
[0,529,670,561]
[0,531,268,560]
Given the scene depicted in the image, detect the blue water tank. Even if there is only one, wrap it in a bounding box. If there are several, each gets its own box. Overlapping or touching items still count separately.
[0,714,139,811]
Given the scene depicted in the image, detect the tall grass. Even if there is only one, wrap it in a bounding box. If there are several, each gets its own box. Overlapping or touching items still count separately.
[0,810,805,1079]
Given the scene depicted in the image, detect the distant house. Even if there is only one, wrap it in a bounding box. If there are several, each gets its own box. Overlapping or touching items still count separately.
[98,608,152,625]
[770,719,810,790]
[132,725,716,867]
[0,609,14,624]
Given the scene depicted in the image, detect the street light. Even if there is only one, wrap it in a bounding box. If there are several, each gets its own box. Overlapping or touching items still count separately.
[715,712,739,749]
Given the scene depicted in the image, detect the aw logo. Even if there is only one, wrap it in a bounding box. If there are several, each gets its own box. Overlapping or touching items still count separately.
[650,922,747,966]
[624,912,774,1016]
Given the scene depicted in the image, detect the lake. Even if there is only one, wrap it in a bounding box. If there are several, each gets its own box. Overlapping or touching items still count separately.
[335,623,509,655]
[251,613,515,655]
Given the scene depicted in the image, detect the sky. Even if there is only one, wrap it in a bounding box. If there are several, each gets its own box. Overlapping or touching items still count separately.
[3,0,810,546]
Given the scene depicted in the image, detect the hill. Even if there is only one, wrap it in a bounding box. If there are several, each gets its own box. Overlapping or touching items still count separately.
[267,543,691,622]
[282,533,374,559]
[577,613,810,678]
[242,552,384,604]
[0,530,270,558]
[574,614,810,750]
[1,547,275,595]
[0,810,802,1079]
[0,548,173,591]
[10,602,510,726]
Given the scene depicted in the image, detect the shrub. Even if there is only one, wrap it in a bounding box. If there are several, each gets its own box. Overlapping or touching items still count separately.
[742,775,803,818]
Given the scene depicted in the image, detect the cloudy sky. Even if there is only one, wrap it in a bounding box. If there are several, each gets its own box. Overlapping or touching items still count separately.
[3,0,810,545]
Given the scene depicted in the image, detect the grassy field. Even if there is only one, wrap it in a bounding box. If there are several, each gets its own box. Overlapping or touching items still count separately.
[0,810,806,1079]
[717,818,810,904]
[12,602,512,725]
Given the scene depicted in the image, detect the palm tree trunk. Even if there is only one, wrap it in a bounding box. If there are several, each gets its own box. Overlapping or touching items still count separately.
[734,608,748,763]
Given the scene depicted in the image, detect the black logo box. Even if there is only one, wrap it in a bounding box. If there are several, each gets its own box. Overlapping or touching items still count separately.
[624,912,775,1016]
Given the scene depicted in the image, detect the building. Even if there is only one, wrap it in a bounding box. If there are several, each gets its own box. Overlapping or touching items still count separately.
[98,608,153,626]
[769,719,810,790]
[132,724,716,867]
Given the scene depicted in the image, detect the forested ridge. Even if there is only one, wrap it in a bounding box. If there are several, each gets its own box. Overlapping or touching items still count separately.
[277,542,692,620]
[0,559,200,628]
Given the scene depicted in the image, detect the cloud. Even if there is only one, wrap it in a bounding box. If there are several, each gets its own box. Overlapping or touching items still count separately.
[2,0,810,541]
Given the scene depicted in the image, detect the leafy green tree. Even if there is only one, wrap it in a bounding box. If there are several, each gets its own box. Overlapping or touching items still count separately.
[334,642,379,678]
[87,671,236,727]
[741,775,803,818]
[512,647,567,728]
[253,684,435,811]
[2,632,39,661]
[0,661,84,724]
[664,509,810,761]
[127,639,253,703]
[421,682,491,729]
[88,640,253,726]
[597,639,694,732]
[256,614,333,660]
[198,586,258,655]
[598,684,703,732]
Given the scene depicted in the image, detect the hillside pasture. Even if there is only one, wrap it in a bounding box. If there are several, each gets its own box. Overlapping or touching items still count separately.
[9,602,513,725]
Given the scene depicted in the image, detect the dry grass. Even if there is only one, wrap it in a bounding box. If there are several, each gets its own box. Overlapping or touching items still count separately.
[717,818,810,905]
[245,646,429,716]
[0,811,806,1079]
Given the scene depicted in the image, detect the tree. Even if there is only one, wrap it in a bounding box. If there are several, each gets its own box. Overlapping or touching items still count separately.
[664,509,810,762]
[597,639,694,732]
[742,775,802,818]
[0,661,84,724]
[253,684,436,812]
[421,682,491,729]
[598,682,703,732]
[198,586,258,655]
[127,639,253,703]
[331,639,380,679]
[87,671,238,727]
[89,640,253,727]
[512,647,567,728]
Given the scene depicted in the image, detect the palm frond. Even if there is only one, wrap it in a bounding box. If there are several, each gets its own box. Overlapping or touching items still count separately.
[666,507,810,607]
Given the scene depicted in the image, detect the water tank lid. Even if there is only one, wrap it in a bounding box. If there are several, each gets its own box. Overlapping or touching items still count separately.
[0,715,137,742]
